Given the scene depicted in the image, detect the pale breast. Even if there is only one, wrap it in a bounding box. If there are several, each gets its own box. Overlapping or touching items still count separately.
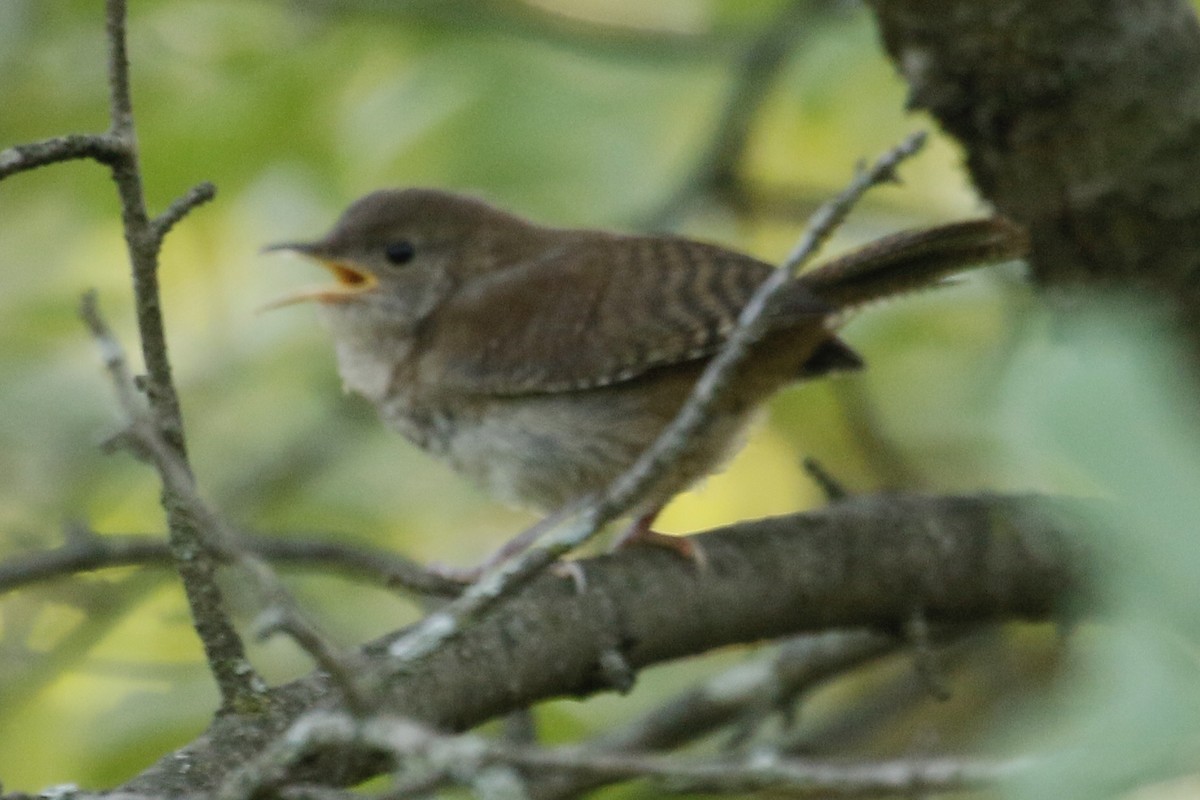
[317,304,417,404]
[379,374,760,514]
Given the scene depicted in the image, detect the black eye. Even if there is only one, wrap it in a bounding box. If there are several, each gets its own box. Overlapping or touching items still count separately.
[384,240,416,266]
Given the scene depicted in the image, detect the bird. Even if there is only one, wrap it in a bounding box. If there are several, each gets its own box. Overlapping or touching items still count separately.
[265,188,1026,571]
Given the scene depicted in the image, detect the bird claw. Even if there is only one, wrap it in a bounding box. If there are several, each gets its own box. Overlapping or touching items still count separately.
[611,513,708,571]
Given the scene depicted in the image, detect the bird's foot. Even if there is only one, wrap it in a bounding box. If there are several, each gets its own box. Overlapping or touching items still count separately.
[611,510,708,570]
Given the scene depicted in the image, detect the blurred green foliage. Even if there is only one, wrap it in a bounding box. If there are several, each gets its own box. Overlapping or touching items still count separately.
[993,306,1200,800]
[7,1,1195,797]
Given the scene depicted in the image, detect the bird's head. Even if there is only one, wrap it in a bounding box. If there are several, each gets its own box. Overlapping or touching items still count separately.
[264,187,540,330]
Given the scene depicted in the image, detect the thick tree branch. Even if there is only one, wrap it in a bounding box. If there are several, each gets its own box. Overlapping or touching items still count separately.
[866,0,1200,334]
[115,492,1086,796]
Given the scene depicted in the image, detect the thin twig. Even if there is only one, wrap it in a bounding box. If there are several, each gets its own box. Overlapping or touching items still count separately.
[1,0,261,710]
[493,746,1029,797]
[255,605,373,716]
[3,0,251,708]
[385,132,928,666]
[0,20,232,699]
[777,629,999,757]
[0,532,168,595]
[82,293,361,709]
[0,134,126,179]
[81,291,265,705]
[501,748,1025,797]
[105,0,135,136]
[219,712,1031,800]
[152,181,217,243]
[0,528,460,598]
[802,456,851,501]
[528,629,900,799]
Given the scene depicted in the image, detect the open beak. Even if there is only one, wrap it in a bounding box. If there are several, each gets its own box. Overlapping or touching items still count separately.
[259,241,378,311]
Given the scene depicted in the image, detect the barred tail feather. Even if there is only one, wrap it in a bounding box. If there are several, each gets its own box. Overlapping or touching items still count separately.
[797,217,1029,311]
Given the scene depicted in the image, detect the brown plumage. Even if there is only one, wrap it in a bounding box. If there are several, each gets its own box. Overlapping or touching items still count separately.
[267,188,1027,559]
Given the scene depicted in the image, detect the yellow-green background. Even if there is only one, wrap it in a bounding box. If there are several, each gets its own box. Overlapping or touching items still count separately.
[3,1,1197,797]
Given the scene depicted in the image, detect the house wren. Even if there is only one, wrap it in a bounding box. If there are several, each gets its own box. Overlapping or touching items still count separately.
[267,188,1026,560]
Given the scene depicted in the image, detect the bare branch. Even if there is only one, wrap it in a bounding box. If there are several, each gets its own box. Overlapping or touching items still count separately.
[255,606,374,716]
[104,0,135,137]
[6,0,250,710]
[0,529,460,599]
[151,181,217,244]
[529,629,903,799]
[801,456,851,502]
[495,745,1031,798]
[776,629,1005,757]
[82,292,387,715]
[0,532,168,595]
[594,132,927,530]
[219,712,1034,800]
[0,134,126,180]
[81,291,266,706]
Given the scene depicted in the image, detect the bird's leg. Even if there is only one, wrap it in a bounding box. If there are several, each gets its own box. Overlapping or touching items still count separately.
[429,502,706,585]
[611,507,707,569]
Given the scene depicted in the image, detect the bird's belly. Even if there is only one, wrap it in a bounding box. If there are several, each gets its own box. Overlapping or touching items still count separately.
[384,379,757,514]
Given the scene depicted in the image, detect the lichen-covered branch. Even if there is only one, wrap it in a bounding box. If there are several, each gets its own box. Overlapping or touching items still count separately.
[217,712,1032,800]
[528,628,907,799]
[116,492,1085,796]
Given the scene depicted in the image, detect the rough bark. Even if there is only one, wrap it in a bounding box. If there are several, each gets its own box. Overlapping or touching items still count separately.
[868,0,1200,330]
[116,493,1085,796]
